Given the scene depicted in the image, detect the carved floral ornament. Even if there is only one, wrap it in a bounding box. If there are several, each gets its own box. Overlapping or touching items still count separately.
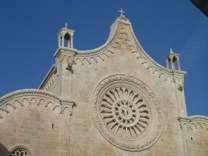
[92,74,163,151]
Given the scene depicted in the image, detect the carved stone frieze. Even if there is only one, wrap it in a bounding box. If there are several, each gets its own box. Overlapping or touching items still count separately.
[39,65,57,90]
[70,18,185,83]
[178,116,208,131]
[0,89,75,119]
[73,24,131,66]
[91,74,163,151]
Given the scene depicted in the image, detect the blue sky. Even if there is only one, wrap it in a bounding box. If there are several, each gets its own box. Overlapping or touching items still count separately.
[0,1,207,116]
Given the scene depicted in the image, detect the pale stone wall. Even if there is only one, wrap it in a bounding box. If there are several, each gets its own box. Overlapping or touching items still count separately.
[55,17,186,155]
[179,116,208,156]
[0,90,74,156]
[1,15,207,156]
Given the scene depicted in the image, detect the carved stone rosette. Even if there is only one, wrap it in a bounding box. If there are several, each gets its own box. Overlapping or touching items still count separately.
[92,74,163,151]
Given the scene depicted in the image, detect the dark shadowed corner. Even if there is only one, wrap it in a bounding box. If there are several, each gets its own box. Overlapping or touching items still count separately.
[190,0,208,16]
[0,143,10,156]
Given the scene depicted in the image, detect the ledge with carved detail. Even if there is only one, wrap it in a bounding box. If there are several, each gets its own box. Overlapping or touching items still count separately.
[0,89,76,118]
[178,115,208,131]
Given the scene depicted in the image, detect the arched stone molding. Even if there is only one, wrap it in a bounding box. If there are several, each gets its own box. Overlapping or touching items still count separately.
[91,74,163,151]
[178,116,208,131]
[58,16,186,83]
[0,89,75,119]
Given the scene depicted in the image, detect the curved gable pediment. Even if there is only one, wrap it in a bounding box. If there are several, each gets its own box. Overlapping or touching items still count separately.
[70,16,186,82]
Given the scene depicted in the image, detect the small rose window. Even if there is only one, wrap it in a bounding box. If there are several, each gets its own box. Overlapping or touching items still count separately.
[10,146,31,156]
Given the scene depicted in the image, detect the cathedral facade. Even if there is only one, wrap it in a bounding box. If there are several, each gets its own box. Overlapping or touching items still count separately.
[1,11,208,156]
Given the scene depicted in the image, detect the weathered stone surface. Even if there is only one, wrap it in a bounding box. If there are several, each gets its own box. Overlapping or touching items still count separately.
[0,12,207,156]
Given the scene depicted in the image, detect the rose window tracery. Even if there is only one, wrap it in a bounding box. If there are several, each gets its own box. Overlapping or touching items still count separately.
[100,87,150,140]
[92,75,163,151]
[10,146,31,156]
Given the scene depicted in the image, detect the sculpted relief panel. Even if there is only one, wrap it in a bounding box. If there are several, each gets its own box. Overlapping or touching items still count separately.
[92,74,163,151]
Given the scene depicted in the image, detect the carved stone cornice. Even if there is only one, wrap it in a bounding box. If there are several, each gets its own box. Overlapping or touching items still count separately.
[68,17,186,83]
[126,21,186,83]
[178,116,208,131]
[60,99,75,115]
[39,64,57,90]
[0,89,75,119]
[54,47,77,58]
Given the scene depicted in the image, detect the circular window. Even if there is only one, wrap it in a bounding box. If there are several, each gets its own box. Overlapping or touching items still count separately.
[10,146,31,156]
[92,74,163,151]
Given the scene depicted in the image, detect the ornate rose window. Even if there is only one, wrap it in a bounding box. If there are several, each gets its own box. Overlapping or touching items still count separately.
[10,146,31,156]
[92,74,163,151]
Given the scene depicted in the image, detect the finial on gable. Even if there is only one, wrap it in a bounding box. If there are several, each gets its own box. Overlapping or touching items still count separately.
[119,8,125,17]
[170,48,174,54]
[65,23,68,28]
[117,8,130,23]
